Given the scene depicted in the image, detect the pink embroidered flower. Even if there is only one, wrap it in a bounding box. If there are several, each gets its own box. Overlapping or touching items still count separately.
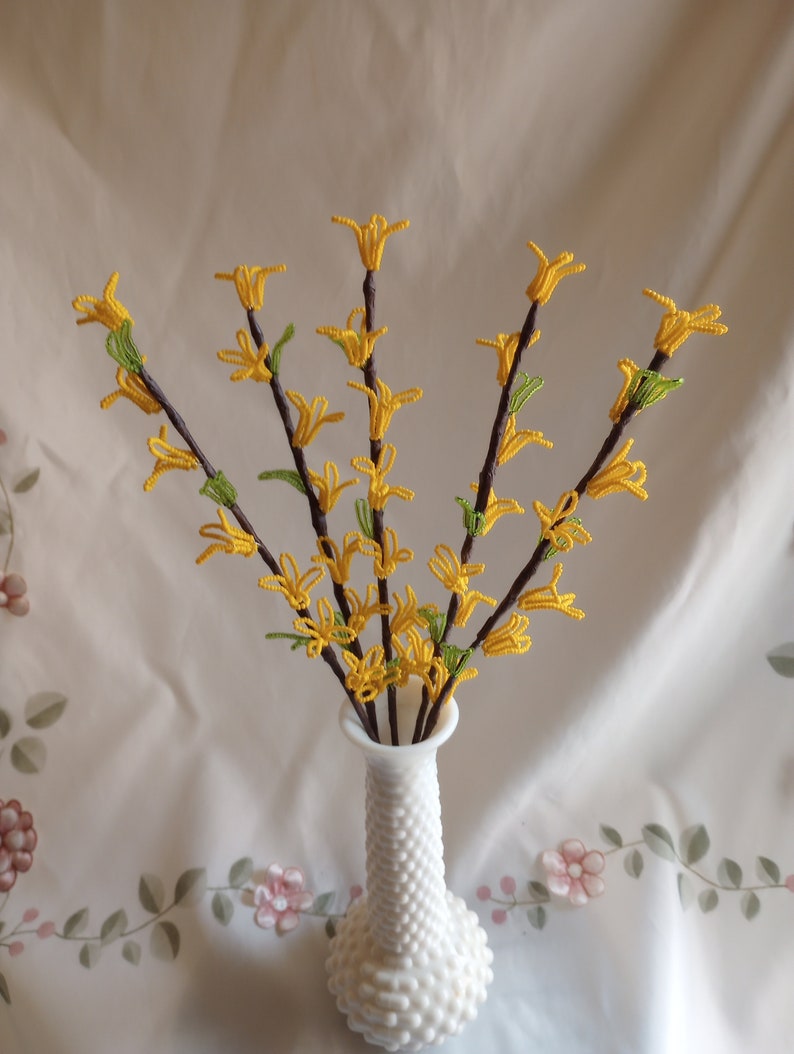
[542,839,605,906]
[0,800,37,892]
[0,572,29,617]
[254,864,314,935]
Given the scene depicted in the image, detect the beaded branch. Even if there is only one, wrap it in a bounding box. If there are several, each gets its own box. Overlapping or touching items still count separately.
[73,215,728,745]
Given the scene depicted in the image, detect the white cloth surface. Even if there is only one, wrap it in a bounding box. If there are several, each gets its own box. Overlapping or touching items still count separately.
[0,2,793,1051]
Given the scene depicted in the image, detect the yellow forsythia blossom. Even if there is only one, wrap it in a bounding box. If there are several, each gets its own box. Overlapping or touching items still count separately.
[143,425,199,491]
[307,461,359,514]
[342,645,392,704]
[477,329,541,387]
[389,584,423,639]
[332,214,410,271]
[358,528,413,578]
[344,583,391,636]
[469,483,524,535]
[217,329,272,383]
[101,363,161,414]
[258,553,326,610]
[312,532,366,585]
[73,272,133,331]
[350,444,414,510]
[525,243,586,305]
[518,562,585,620]
[347,377,423,441]
[497,412,552,464]
[428,544,485,595]
[214,265,286,312]
[609,359,640,423]
[317,307,387,369]
[644,289,728,356]
[534,491,592,552]
[482,612,532,657]
[196,509,258,565]
[294,596,357,659]
[286,391,345,448]
[586,439,648,501]
[452,589,497,629]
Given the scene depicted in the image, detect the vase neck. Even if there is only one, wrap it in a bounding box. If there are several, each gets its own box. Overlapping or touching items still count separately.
[363,746,449,957]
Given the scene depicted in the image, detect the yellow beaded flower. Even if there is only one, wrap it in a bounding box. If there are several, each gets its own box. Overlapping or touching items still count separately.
[350,444,414,510]
[101,362,161,414]
[644,289,728,357]
[482,612,532,657]
[307,461,359,514]
[258,553,326,611]
[317,307,388,369]
[497,413,552,464]
[73,272,133,331]
[347,377,423,441]
[586,439,648,501]
[332,214,410,271]
[518,563,585,620]
[294,596,356,659]
[312,533,366,585]
[217,329,272,383]
[525,244,586,305]
[286,391,345,448]
[477,329,541,387]
[534,492,592,552]
[214,265,286,312]
[143,425,199,491]
[196,509,258,565]
[428,544,485,595]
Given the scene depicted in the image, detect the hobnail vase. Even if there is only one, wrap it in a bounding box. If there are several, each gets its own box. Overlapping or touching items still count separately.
[326,680,493,1051]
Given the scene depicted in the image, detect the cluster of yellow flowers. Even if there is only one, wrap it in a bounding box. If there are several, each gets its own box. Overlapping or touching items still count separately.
[73,213,728,739]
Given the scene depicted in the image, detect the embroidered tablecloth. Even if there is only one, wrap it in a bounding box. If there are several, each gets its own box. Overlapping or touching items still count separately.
[1,2,792,1051]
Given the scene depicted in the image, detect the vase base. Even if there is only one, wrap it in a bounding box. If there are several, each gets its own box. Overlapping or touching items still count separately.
[327,891,493,1052]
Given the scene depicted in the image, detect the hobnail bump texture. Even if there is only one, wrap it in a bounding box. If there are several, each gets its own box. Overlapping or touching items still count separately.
[327,690,493,1051]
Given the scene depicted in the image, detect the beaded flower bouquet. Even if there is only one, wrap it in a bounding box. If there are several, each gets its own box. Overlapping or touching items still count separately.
[73,215,727,1050]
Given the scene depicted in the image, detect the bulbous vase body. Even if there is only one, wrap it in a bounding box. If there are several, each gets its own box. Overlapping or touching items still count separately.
[326,683,493,1051]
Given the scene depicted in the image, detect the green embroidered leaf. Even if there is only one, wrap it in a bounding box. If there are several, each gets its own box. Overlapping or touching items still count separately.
[79,942,102,969]
[325,918,336,939]
[698,889,719,913]
[0,708,10,739]
[63,907,90,938]
[10,736,46,774]
[627,369,684,410]
[199,471,238,508]
[756,856,780,885]
[509,373,543,414]
[269,322,295,377]
[228,857,254,888]
[717,858,742,889]
[105,318,143,373]
[740,891,760,921]
[24,692,68,730]
[455,497,487,537]
[624,849,644,879]
[677,872,695,910]
[527,880,550,902]
[312,892,334,915]
[265,631,311,651]
[13,468,40,494]
[211,892,234,926]
[122,940,141,965]
[680,824,710,865]
[527,905,547,931]
[766,643,794,678]
[418,607,446,644]
[257,469,307,494]
[150,921,180,961]
[139,873,166,914]
[642,823,676,861]
[599,824,623,848]
[0,971,10,1005]
[174,868,207,907]
[100,909,128,945]
[355,498,375,540]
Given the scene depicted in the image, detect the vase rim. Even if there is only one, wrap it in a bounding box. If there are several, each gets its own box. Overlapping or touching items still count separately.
[338,678,459,755]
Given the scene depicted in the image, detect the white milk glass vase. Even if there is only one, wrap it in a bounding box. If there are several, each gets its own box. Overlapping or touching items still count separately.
[326,680,493,1051]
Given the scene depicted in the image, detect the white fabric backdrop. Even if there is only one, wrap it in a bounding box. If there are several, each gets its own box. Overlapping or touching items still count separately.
[1,2,792,1051]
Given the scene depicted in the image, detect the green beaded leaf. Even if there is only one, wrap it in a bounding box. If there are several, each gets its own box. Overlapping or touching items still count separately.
[355,498,375,540]
[440,643,474,677]
[257,469,307,494]
[200,471,238,508]
[418,607,447,644]
[509,373,543,414]
[269,322,295,377]
[265,631,311,651]
[627,369,683,410]
[455,497,487,537]
[105,319,143,373]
